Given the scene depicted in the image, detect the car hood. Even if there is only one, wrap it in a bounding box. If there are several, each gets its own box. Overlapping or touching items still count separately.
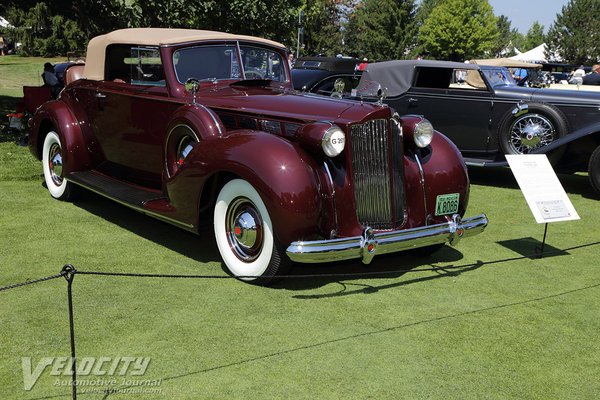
[199,85,382,123]
[494,85,600,105]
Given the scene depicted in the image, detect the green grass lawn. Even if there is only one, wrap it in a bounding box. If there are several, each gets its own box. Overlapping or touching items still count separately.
[1,58,600,399]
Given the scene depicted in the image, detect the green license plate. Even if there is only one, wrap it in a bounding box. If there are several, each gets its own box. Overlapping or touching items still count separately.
[435,193,459,216]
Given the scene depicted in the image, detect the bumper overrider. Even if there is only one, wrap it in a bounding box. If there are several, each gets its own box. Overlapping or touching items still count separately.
[286,214,488,264]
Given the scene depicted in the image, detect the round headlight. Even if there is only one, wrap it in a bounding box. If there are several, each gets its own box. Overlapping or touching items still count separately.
[322,126,346,157]
[414,119,434,148]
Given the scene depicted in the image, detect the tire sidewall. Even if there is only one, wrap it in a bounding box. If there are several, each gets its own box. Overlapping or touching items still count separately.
[498,102,568,160]
[588,145,600,195]
[214,179,275,280]
[42,131,69,199]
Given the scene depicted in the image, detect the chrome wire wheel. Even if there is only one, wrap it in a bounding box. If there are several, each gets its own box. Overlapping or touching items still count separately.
[507,113,556,154]
[225,197,264,262]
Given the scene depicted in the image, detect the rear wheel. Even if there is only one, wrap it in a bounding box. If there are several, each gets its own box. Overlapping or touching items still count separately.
[213,179,290,284]
[42,131,76,201]
[588,145,600,196]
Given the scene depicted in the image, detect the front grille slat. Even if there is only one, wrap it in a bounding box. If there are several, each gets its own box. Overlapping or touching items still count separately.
[350,119,405,230]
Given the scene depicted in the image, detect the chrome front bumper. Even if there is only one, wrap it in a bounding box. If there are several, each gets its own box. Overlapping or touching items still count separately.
[286,214,488,264]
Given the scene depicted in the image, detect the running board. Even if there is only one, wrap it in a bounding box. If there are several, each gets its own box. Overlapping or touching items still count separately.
[68,171,194,230]
[68,171,165,207]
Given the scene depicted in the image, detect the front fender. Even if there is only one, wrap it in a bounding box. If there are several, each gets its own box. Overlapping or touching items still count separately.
[531,121,600,154]
[404,131,470,226]
[169,130,322,245]
[29,100,92,173]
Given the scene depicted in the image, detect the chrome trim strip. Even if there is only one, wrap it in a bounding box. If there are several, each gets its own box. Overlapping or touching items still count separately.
[69,179,195,231]
[414,152,428,220]
[286,213,488,264]
[323,160,339,235]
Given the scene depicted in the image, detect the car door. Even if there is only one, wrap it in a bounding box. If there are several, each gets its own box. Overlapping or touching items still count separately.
[395,66,494,153]
[82,45,173,189]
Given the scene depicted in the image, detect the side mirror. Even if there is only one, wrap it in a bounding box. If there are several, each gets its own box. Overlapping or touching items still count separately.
[185,78,200,104]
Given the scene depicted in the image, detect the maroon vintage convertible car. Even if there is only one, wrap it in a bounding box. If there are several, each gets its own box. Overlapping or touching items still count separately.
[29,28,487,284]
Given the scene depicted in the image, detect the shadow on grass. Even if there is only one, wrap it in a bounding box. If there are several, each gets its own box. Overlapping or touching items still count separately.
[467,165,597,199]
[498,236,569,259]
[69,187,481,290]
[72,190,222,265]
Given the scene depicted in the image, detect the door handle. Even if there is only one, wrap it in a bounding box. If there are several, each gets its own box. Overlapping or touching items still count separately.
[408,97,418,104]
[95,92,107,99]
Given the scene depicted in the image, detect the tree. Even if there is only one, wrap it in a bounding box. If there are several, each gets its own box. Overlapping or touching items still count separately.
[490,15,514,57]
[345,0,417,61]
[521,21,545,52]
[418,0,498,61]
[300,0,346,57]
[545,0,600,64]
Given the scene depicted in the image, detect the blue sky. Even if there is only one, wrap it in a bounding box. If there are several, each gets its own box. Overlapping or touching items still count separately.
[487,0,570,33]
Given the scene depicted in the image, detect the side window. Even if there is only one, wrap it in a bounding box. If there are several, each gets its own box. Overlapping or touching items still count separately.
[127,47,165,86]
[239,46,287,82]
[414,67,486,90]
[105,45,165,86]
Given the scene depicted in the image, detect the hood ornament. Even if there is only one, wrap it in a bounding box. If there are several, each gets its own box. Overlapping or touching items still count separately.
[376,85,388,106]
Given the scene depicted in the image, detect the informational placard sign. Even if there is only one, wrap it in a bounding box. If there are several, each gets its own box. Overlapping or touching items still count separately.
[506,154,579,224]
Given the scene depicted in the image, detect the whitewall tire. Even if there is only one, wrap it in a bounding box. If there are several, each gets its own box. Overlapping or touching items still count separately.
[214,179,289,284]
[42,131,75,201]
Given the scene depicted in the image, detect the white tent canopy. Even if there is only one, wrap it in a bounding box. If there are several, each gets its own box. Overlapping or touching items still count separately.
[0,17,11,28]
[509,43,547,63]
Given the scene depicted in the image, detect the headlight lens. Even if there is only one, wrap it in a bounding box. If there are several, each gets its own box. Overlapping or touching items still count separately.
[321,125,346,157]
[413,119,434,148]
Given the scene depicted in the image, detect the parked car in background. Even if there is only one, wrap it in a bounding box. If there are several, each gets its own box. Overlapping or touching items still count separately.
[350,60,600,195]
[28,29,487,284]
[292,56,365,96]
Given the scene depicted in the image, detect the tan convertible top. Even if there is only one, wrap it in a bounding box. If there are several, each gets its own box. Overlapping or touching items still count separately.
[83,28,286,81]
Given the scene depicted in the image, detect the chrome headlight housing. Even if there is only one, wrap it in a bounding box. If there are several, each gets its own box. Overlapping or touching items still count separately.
[413,119,434,148]
[321,125,346,157]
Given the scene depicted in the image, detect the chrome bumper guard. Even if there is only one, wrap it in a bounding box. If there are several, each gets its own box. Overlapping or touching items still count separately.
[286,214,488,264]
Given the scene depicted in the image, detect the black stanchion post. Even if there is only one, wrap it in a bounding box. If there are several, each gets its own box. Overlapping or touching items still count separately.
[62,264,77,400]
[540,223,549,258]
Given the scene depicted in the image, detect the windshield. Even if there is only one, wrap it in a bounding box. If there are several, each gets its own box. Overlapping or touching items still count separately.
[173,44,287,84]
[481,67,517,87]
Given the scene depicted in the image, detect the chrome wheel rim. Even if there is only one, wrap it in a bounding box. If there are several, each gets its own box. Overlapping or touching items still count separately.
[226,197,264,262]
[508,113,556,153]
[48,142,64,186]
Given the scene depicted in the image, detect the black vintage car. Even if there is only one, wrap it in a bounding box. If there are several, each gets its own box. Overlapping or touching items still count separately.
[292,56,365,96]
[295,59,600,194]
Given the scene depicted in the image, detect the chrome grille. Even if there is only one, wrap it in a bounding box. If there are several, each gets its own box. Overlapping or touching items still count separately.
[350,119,404,229]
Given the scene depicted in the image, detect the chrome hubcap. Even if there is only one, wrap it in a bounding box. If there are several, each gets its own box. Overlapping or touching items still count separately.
[226,198,263,262]
[48,143,63,186]
[510,114,555,153]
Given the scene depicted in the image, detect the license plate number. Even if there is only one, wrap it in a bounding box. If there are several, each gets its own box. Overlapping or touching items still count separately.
[435,193,459,216]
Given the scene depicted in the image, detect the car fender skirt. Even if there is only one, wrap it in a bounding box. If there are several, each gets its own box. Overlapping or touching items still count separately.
[286,213,488,264]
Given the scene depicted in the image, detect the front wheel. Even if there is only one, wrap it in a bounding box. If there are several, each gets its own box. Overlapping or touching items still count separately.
[588,145,600,196]
[498,103,568,163]
[214,179,290,284]
[42,131,77,201]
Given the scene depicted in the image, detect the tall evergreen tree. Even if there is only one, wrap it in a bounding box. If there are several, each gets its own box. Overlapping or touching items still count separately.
[521,21,545,52]
[300,0,346,57]
[490,15,514,57]
[417,0,498,61]
[545,0,600,64]
[345,0,417,61]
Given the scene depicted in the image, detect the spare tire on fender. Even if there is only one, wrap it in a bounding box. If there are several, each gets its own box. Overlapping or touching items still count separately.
[498,102,568,164]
